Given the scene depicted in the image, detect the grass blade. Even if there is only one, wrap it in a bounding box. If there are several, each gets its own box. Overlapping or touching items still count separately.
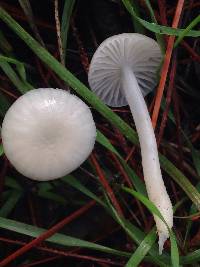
[122,186,179,267]
[0,217,130,258]
[122,0,200,37]
[18,0,44,46]
[105,195,170,266]
[128,1,145,34]
[61,0,75,62]
[0,92,10,118]
[0,30,13,54]
[61,174,105,206]
[125,229,157,266]
[0,59,32,93]
[143,0,165,53]
[97,130,146,195]
[159,154,200,210]
[0,190,22,217]
[0,144,3,157]
[0,55,27,81]
[5,176,22,191]
[174,14,200,47]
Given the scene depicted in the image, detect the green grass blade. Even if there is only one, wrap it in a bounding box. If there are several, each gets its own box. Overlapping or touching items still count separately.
[105,195,170,266]
[0,55,27,81]
[0,61,26,93]
[61,174,105,206]
[159,154,200,209]
[122,186,179,267]
[0,144,3,157]
[5,176,22,191]
[183,184,200,248]
[129,1,145,34]
[0,91,10,117]
[0,216,130,258]
[0,60,32,93]
[97,131,146,195]
[122,0,200,37]
[0,190,22,217]
[0,6,200,210]
[61,173,170,265]
[174,14,200,47]
[180,249,200,264]
[37,191,67,204]
[122,187,167,226]
[125,229,157,266]
[190,148,200,177]
[183,134,200,177]
[61,175,170,265]
[37,182,53,192]
[0,30,13,54]
[18,0,44,46]
[143,0,165,53]
[61,0,75,62]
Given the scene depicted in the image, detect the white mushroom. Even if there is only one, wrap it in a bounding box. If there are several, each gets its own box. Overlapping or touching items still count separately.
[1,88,96,181]
[88,33,173,254]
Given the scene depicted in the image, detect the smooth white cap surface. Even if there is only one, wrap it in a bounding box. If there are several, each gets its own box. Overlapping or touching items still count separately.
[1,88,96,181]
[88,33,162,107]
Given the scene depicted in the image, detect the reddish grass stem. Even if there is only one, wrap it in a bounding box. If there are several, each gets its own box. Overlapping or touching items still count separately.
[181,41,200,63]
[0,237,124,266]
[90,153,124,217]
[20,256,60,267]
[0,200,95,267]
[151,0,185,128]
[157,53,177,146]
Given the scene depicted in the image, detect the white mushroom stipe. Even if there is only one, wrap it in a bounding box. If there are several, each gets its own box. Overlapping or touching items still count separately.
[158,232,168,255]
[88,33,173,253]
[1,88,96,181]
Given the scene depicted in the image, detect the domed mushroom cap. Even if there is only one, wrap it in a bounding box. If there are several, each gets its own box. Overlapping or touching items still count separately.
[88,33,162,107]
[1,88,96,181]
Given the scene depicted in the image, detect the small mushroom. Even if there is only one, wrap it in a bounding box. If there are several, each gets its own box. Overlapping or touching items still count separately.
[88,33,173,253]
[1,88,96,181]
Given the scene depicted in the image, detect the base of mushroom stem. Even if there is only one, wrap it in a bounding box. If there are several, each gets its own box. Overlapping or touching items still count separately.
[158,232,169,255]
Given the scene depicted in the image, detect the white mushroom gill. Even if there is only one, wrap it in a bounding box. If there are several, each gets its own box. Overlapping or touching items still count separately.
[88,33,173,253]
[1,88,96,181]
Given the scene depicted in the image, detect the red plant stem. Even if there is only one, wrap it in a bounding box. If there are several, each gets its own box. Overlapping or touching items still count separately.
[0,200,96,267]
[158,0,168,26]
[125,146,136,164]
[71,17,90,73]
[167,2,200,15]
[90,153,124,217]
[0,86,18,99]
[151,0,185,129]
[35,58,50,87]
[28,195,38,226]
[157,0,168,44]
[0,237,124,266]
[109,153,132,188]
[157,53,177,146]
[114,128,137,168]
[20,256,60,267]
[109,152,147,227]
[0,2,55,31]
[181,41,200,63]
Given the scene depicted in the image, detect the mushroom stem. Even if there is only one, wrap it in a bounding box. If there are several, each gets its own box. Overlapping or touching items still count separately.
[121,66,173,254]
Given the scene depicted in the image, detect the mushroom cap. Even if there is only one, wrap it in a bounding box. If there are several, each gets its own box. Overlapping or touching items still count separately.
[88,33,162,107]
[1,88,96,181]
